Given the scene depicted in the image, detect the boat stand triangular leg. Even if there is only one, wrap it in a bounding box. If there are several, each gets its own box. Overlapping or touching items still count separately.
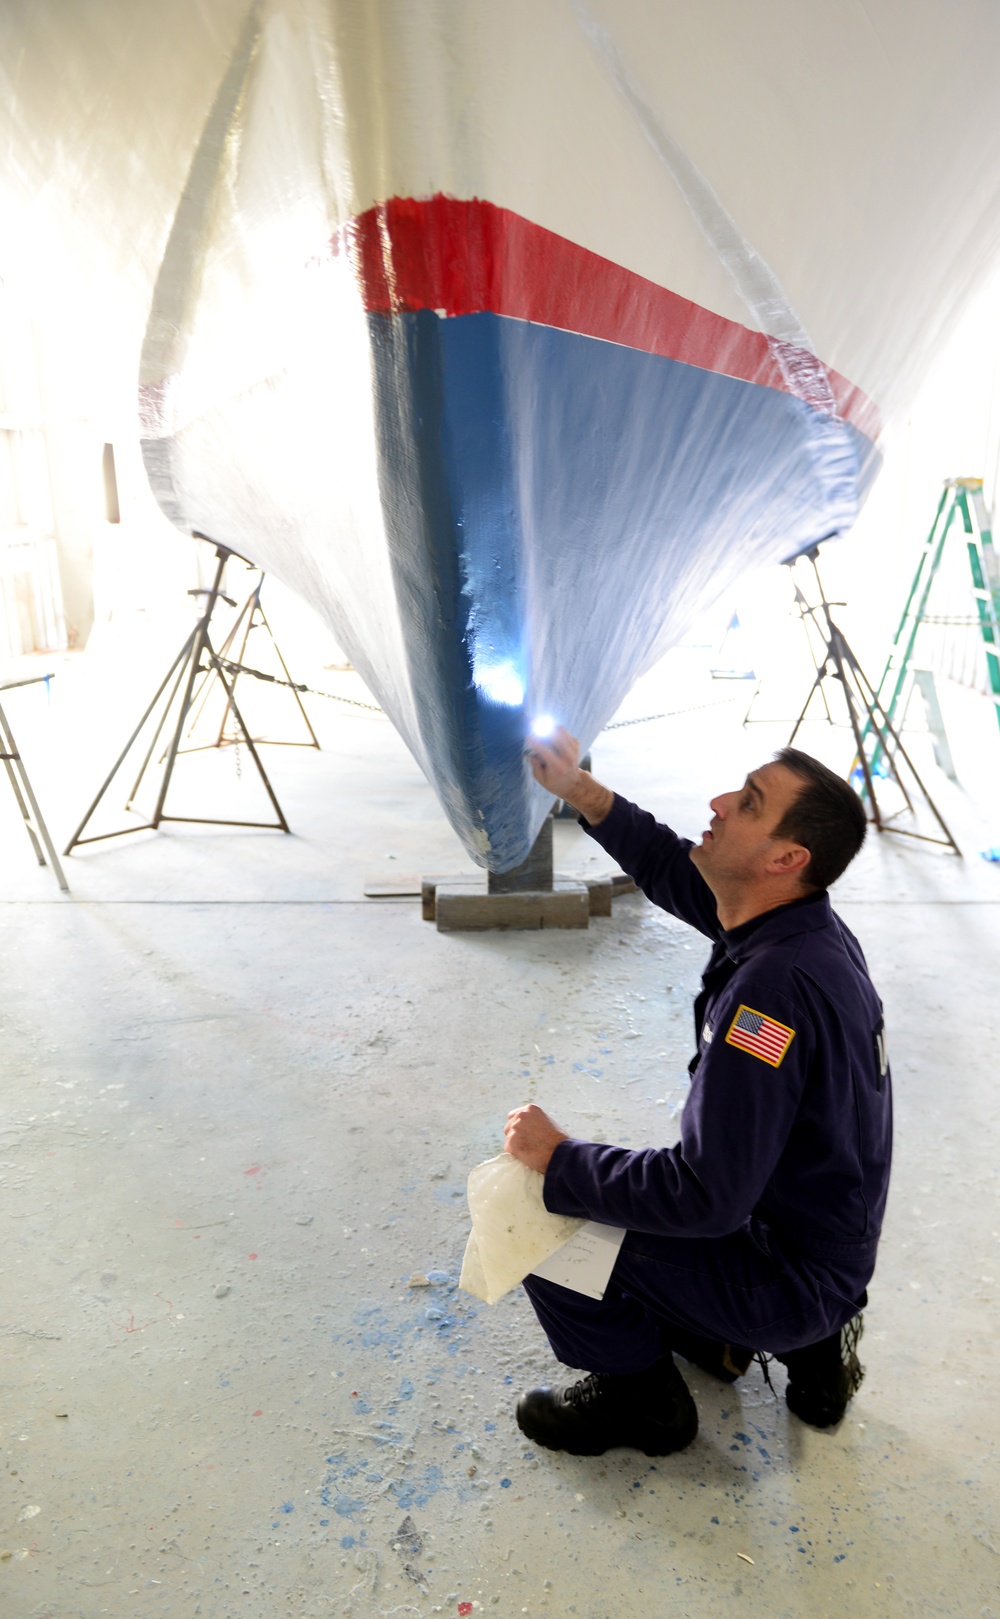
[64,539,291,854]
[0,695,69,890]
[181,574,321,752]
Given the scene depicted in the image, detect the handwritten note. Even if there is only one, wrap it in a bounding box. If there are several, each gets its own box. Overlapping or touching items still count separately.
[529,1221,627,1300]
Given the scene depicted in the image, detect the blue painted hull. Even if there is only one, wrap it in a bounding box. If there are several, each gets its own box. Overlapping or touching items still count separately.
[369,307,879,869]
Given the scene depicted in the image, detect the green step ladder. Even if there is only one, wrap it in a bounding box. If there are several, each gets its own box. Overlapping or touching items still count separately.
[865,477,1000,771]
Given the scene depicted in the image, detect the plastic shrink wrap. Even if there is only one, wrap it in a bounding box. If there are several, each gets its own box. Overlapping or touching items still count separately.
[5,2,1000,865]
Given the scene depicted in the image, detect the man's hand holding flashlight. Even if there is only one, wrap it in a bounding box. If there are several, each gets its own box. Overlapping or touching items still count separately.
[525,725,615,826]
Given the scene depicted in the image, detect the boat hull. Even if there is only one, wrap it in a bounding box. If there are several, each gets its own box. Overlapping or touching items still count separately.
[144,201,879,867]
[370,301,879,868]
[104,0,996,868]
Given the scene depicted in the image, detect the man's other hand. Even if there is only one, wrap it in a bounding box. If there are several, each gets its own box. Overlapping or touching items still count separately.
[503,1103,569,1175]
[524,726,614,824]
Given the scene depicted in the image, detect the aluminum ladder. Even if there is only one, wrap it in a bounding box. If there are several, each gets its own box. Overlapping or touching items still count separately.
[864,477,1000,771]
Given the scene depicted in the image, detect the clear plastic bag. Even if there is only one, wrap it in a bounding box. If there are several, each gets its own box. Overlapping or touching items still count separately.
[459,1153,584,1305]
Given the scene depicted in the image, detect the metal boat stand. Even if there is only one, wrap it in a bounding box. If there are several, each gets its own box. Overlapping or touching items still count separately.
[787,549,960,856]
[64,536,290,856]
[182,566,320,752]
[0,675,69,890]
[743,562,834,726]
[419,809,636,932]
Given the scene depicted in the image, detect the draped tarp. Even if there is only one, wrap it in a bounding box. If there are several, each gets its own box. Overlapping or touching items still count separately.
[4,2,1000,865]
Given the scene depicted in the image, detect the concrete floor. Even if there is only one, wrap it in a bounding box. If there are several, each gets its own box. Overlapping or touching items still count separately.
[1,647,999,1619]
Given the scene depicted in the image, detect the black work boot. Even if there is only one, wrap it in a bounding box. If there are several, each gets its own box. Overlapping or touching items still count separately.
[515,1354,698,1457]
[778,1314,865,1429]
[670,1328,754,1384]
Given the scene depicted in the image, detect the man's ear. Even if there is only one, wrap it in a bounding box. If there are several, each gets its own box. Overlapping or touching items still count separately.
[768,842,811,878]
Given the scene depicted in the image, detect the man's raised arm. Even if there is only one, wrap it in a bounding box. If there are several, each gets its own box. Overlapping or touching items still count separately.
[524,725,720,939]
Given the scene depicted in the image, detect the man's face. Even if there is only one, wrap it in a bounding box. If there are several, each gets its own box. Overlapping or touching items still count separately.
[689,761,806,891]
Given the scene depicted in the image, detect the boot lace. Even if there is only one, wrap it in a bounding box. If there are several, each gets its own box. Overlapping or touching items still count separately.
[842,1313,865,1397]
[753,1350,775,1392]
[758,1313,865,1401]
[565,1372,607,1410]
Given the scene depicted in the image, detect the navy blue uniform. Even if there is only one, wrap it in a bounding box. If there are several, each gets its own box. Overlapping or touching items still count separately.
[523,794,892,1372]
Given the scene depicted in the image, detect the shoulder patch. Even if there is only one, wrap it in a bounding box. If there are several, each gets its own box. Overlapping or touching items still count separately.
[725,1004,795,1068]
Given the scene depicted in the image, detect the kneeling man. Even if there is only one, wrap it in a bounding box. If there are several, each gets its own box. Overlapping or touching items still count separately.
[505,729,891,1456]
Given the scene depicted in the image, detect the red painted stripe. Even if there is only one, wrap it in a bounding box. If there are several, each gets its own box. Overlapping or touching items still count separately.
[333,194,881,443]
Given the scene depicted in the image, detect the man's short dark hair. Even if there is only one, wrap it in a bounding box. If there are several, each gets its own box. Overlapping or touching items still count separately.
[772,747,867,891]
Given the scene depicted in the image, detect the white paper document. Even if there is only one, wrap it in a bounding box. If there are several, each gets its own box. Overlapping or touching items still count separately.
[529,1221,627,1300]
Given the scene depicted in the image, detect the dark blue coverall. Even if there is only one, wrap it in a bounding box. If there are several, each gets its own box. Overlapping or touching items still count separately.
[522,794,893,1373]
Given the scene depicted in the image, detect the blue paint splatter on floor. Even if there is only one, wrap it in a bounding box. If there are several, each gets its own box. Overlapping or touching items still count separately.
[332,1495,366,1519]
[388,1464,446,1511]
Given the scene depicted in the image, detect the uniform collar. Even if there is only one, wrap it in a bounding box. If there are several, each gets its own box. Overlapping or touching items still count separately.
[721,889,832,961]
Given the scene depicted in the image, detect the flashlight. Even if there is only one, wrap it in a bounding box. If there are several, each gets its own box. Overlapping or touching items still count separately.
[531,714,556,739]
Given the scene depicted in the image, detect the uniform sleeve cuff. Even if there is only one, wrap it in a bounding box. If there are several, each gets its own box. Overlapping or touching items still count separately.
[578,792,631,848]
[542,1138,593,1219]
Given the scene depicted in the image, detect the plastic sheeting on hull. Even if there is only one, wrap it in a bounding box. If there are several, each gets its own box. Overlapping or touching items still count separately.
[372,305,878,869]
[143,197,879,869]
[9,2,1000,865]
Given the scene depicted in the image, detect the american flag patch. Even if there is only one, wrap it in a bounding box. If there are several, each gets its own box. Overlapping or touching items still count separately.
[724,1004,795,1067]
